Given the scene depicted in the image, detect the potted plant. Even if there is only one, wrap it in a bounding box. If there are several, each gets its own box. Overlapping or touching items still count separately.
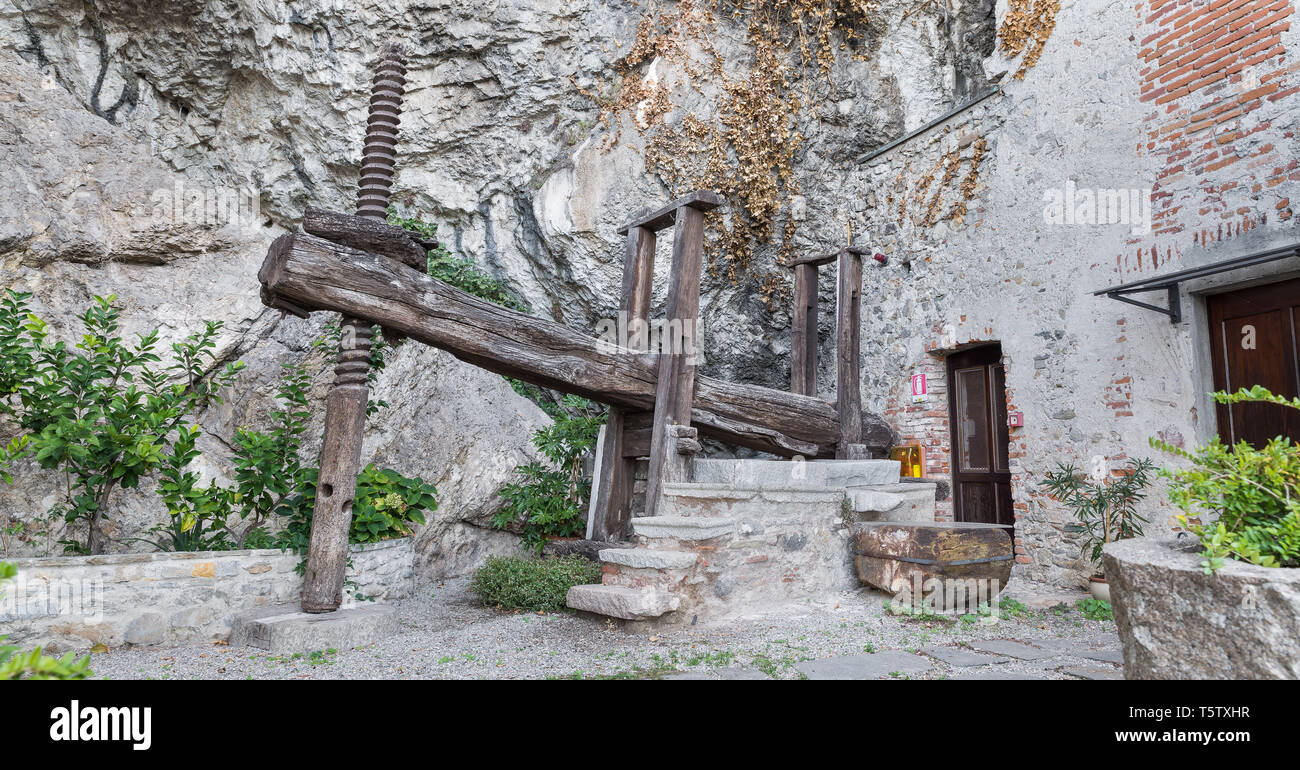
[1040,457,1156,600]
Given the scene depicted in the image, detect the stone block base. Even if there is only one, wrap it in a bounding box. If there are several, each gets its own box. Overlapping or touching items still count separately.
[229,604,399,654]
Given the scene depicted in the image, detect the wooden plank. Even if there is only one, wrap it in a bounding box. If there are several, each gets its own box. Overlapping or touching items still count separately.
[617,190,725,235]
[590,409,635,541]
[259,231,849,457]
[791,262,819,395]
[621,226,657,351]
[302,207,429,269]
[836,248,863,458]
[784,246,867,269]
[644,204,706,517]
[591,225,658,540]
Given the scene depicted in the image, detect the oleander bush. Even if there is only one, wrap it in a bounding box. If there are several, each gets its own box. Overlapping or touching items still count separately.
[493,396,606,553]
[1151,386,1300,572]
[470,555,602,613]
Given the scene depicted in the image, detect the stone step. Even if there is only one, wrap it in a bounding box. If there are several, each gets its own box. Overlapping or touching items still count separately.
[847,482,937,522]
[631,516,737,541]
[565,584,681,620]
[599,548,700,570]
[693,458,900,488]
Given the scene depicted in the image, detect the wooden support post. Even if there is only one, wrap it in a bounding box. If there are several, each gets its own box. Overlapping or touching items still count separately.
[644,204,706,517]
[301,44,406,613]
[791,262,819,395]
[835,248,863,459]
[590,225,656,541]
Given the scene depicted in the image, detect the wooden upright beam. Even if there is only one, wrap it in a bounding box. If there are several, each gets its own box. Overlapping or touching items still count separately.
[643,204,706,517]
[836,249,864,458]
[301,44,407,614]
[590,225,657,541]
[791,262,819,395]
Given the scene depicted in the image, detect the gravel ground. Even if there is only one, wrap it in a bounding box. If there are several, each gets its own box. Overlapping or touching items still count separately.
[88,577,1123,680]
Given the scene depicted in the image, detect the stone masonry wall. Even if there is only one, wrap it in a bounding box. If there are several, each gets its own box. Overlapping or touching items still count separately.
[849,0,1300,588]
[0,538,414,652]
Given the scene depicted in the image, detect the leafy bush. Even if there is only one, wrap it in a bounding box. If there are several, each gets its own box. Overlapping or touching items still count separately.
[0,291,242,554]
[470,555,601,612]
[387,208,528,311]
[273,463,437,552]
[1040,457,1155,574]
[493,396,606,552]
[1152,386,1300,572]
[0,561,93,680]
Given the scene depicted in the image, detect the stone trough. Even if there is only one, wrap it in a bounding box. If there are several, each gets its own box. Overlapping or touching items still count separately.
[1103,537,1300,679]
[853,522,1014,611]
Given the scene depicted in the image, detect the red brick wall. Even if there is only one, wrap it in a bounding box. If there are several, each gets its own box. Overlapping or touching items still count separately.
[1139,0,1297,259]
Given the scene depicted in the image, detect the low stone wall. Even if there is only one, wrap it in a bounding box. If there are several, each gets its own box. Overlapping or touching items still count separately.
[0,538,414,652]
[1103,537,1300,680]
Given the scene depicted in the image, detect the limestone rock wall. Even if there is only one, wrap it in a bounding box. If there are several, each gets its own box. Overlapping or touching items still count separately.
[0,1,977,572]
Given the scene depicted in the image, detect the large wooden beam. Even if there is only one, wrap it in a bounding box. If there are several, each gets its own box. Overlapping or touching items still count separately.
[259,231,857,457]
[835,248,864,458]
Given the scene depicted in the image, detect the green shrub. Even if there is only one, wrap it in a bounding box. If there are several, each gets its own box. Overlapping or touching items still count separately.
[273,463,437,552]
[1040,457,1155,574]
[0,291,243,554]
[1152,386,1300,572]
[493,396,606,552]
[470,555,602,612]
[387,208,528,312]
[0,561,93,680]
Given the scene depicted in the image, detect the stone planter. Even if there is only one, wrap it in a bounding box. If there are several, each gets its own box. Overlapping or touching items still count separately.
[1103,537,1300,679]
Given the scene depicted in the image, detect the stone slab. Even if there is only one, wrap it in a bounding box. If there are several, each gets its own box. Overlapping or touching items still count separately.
[966,639,1058,660]
[923,645,1012,667]
[946,670,1049,680]
[599,548,699,570]
[795,651,932,680]
[848,483,937,522]
[1061,665,1123,681]
[632,516,736,542]
[566,584,680,620]
[228,603,398,654]
[694,458,901,488]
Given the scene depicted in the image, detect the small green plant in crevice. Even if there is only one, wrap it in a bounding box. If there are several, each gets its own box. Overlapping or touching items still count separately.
[493,396,606,553]
[0,290,243,555]
[387,207,528,312]
[1076,598,1113,622]
[470,555,602,613]
[997,597,1030,618]
[1152,386,1300,572]
[1040,457,1155,577]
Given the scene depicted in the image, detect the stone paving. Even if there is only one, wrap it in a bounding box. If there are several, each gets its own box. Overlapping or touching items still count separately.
[88,577,1125,680]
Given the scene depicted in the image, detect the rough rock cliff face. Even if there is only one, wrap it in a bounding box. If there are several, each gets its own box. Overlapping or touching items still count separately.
[0,0,991,570]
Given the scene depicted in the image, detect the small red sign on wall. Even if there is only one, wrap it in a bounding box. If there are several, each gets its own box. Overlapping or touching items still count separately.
[910,373,927,403]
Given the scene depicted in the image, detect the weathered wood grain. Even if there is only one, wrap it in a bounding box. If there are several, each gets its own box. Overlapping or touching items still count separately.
[259,231,863,457]
[791,262,819,395]
[616,190,724,235]
[303,207,430,270]
[836,249,863,458]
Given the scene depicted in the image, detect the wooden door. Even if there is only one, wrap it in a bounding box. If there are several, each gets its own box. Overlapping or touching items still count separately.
[1207,277,1300,448]
[948,345,1014,525]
